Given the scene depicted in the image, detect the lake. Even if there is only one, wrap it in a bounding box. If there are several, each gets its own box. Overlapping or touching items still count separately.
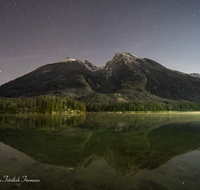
[0,112,200,190]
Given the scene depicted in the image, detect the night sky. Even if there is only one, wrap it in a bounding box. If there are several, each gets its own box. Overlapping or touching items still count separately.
[0,0,200,85]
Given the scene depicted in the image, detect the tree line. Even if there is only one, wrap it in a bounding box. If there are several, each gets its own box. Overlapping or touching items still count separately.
[1,96,200,114]
[86,101,200,112]
[0,96,86,114]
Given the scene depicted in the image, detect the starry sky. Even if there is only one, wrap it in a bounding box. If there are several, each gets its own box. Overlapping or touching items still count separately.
[0,0,200,85]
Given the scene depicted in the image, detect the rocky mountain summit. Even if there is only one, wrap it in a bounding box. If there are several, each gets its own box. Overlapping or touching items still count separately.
[1,52,200,103]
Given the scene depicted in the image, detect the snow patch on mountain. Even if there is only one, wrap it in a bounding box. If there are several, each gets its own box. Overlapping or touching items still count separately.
[190,73,200,78]
[60,57,76,62]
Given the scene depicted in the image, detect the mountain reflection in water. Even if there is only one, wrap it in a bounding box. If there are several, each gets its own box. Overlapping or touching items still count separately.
[0,113,200,190]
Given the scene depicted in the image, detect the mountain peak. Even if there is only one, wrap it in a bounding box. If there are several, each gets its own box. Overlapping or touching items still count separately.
[102,52,142,71]
[60,56,76,62]
[114,52,139,58]
[113,52,141,62]
[84,60,100,71]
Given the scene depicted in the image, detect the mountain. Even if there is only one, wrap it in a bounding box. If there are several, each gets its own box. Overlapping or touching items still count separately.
[1,52,200,103]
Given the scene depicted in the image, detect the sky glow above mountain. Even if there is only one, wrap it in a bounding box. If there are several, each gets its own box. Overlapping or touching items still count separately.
[0,0,200,85]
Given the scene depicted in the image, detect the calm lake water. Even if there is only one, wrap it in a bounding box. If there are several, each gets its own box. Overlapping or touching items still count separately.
[0,112,200,190]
